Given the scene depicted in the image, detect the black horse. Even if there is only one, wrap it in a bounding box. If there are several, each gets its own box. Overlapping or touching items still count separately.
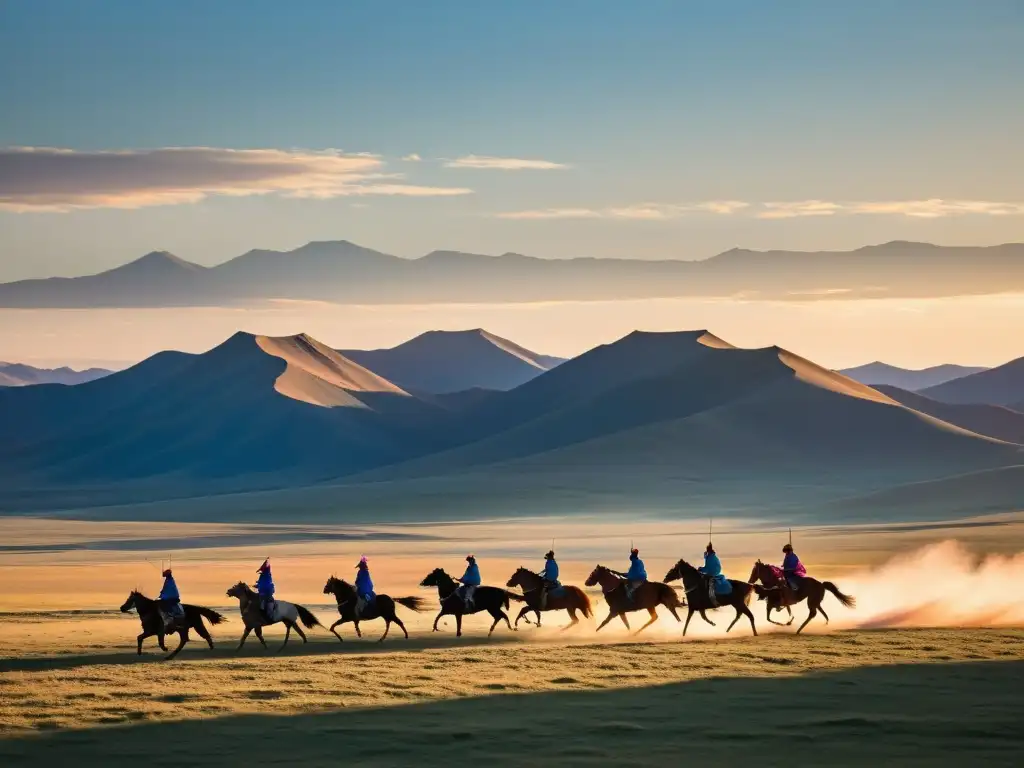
[120,590,226,661]
[663,559,763,637]
[419,568,523,637]
[323,575,428,642]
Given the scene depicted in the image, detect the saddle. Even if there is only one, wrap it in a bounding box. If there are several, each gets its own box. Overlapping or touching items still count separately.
[160,604,185,628]
[260,598,277,622]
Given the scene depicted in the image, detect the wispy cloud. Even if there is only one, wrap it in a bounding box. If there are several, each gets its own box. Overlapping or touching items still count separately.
[445,154,568,170]
[0,147,472,212]
[759,198,1024,219]
[401,153,422,162]
[496,201,748,220]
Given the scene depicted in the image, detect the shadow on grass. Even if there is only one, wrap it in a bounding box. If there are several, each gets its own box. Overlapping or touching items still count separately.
[2,660,1023,766]
[0,630,527,674]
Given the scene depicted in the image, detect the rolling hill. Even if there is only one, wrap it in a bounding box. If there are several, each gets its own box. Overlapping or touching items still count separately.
[2,240,1023,307]
[0,328,1019,518]
[918,356,1024,406]
[839,362,986,391]
[341,329,564,394]
[873,385,1024,444]
[0,362,111,387]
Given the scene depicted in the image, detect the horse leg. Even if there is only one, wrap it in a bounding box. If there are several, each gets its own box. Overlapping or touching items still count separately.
[157,630,168,652]
[279,622,292,651]
[514,605,532,628]
[742,604,758,636]
[393,615,409,639]
[503,609,514,632]
[534,608,542,627]
[293,623,308,643]
[194,619,214,649]
[353,620,362,639]
[136,630,153,655]
[683,607,694,636]
[164,630,188,661]
[619,613,631,631]
[633,607,659,635]
[796,604,817,635]
[455,613,463,638]
[254,625,267,649]
[727,607,743,633]
[329,618,345,642]
[432,610,445,632]
[699,609,716,627]
[562,607,578,631]
[785,605,794,625]
[818,601,831,625]
[595,611,616,632]
[237,626,253,650]
[379,620,391,642]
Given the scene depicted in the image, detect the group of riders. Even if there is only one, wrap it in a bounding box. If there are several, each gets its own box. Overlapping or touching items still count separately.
[154,542,808,632]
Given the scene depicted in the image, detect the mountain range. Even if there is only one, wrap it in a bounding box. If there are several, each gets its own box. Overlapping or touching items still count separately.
[838,362,988,391]
[2,240,1023,308]
[0,362,112,387]
[1,327,1020,522]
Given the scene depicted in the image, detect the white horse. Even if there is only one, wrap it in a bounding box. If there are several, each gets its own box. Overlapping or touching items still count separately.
[226,582,322,650]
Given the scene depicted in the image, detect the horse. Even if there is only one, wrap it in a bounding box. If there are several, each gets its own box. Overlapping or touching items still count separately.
[419,567,523,637]
[505,567,593,630]
[662,559,761,637]
[322,576,428,642]
[119,590,226,661]
[226,582,322,650]
[584,565,684,634]
[748,560,856,634]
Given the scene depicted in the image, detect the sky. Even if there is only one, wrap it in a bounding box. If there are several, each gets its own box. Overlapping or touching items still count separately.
[2,1,1024,281]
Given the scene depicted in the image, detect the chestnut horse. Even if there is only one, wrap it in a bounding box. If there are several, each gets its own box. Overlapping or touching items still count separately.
[584,565,683,634]
[506,567,593,629]
[748,560,855,634]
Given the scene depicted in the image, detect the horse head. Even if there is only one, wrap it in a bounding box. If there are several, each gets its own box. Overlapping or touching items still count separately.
[119,591,139,613]
[664,559,699,585]
[584,565,609,588]
[506,567,537,590]
[323,575,354,599]
[226,581,251,601]
[419,568,449,588]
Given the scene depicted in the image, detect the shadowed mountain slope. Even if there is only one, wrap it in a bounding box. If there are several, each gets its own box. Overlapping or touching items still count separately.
[919,356,1024,406]
[341,329,564,394]
[874,385,1024,445]
[839,362,986,391]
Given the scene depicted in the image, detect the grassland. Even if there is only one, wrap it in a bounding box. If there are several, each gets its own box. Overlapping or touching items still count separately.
[1,626,1023,766]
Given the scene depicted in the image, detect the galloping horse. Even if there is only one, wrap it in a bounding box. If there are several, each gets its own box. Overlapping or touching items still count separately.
[226,582,321,650]
[748,560,856,634]
[663,559,762,637]
[323,576,428,642]
[419,568,523,637]
[584,565,684,634]
[120,590,226,661]
[506,567,593,630]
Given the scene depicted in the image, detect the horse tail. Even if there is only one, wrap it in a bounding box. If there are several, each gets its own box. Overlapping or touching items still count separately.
[505,591,525,608]
[188,605,227,626]
[295,604,323,629]
[823,581,856,609]
[661,583,684,608]
[395,596,429,613]
[750,584,772,601]
[571,587,593,619]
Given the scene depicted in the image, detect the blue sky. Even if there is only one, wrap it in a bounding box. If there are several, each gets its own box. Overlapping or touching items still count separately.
[2,0,1023,280]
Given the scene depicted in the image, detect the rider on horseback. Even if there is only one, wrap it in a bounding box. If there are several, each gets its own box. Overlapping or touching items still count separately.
[158,568,184,631]
[539,549,560,610]
[457,555,481,611]
[697,542,732,605]
[612,548,647,602]
[256,559,276,621]
[782,543,807,592]
[354,556,375,617]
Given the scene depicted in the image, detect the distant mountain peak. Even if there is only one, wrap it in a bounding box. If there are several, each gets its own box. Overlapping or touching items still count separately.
[112,250,205,273]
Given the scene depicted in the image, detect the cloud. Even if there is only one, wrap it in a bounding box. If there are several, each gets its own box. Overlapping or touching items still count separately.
[445,154,568,170]
[401,153,422,162]
[496,201,748,220]
[759,198,1024,219]
[0,146,472,212]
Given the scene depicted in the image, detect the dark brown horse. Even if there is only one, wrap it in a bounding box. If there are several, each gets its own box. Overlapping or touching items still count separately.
[584,565,684,634]
[663,559,762,637]
[419,568,523,637]
[226,582,321,650]
[323,576,428,642]
[748,560,856,634]
[119,590,226,661]
[506,567,593,629]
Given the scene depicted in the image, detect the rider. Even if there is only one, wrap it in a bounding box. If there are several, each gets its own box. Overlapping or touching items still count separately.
[782,543,807,592]
[354,556,375,617]
[623,548,647,601]
[256,558,276,620]
[539,549,560,610]
[157,567,183,631]
[457,554,481,611]
[697,542,731,604]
